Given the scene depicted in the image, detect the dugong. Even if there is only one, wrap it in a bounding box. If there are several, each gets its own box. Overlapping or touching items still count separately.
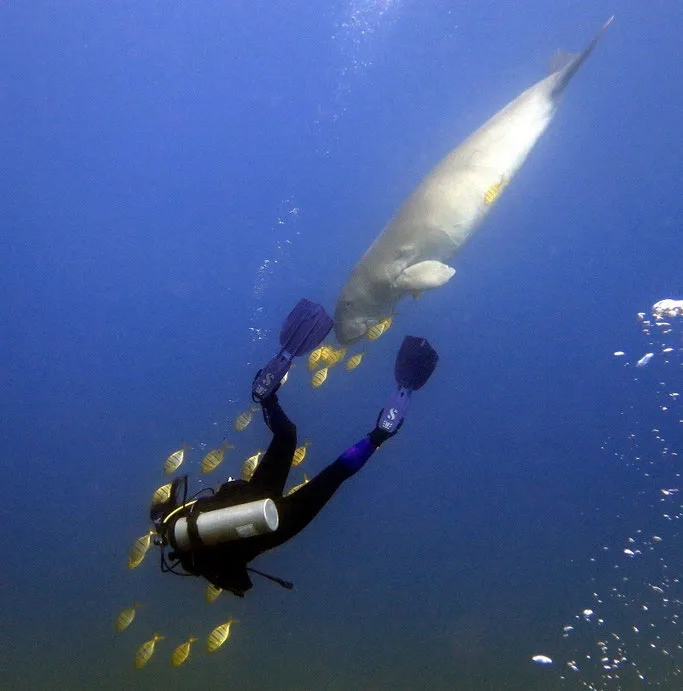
[334,18,613,344]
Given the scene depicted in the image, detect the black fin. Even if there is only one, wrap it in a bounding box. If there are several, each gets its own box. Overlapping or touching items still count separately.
[279,299,333,357]
[394,335,438,391]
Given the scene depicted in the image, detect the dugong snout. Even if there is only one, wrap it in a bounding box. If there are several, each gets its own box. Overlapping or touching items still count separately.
[333,298,372,345]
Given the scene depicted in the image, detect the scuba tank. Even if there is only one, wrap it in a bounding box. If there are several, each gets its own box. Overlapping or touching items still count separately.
[172,498,279,549]
[153,477,279,552]
[153,475,293,591]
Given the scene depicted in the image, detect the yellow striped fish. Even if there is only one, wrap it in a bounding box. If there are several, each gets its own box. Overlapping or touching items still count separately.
[150,482,172,506]
[484,176,507,205]
[366,323,385,341]
[207,619,239,653]
[127,531,155,570]
[200,440,235,474]
[164,444,189,474]
[114,603,140,633]
[135,633,164,669]
[308,346,325,371]
[367,315,394,341]
[171,637,198,667]
[292,441,310,467]
[319,345,334,364]
[233,407,258,432]
[345,353,364,371]
[205,583,222,604]
[285,473,310,497]
[311,367,328,389]
[325,346,347,367]
[241,450,263,481]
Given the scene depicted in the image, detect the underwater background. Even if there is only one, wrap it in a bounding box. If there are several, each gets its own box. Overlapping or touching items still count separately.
[2,0,682,689]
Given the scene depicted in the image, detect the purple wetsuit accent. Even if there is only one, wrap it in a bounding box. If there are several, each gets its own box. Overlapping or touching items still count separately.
[336,436,376,475]
[243,433,381,555]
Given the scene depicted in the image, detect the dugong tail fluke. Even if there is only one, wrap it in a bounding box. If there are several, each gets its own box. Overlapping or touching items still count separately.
[334,19,613,345]
[551,16,614,96]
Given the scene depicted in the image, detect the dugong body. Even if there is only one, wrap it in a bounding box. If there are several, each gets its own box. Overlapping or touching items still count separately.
[334,19,613,344]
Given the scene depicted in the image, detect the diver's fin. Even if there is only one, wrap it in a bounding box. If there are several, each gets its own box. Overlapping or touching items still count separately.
[395,335,439,391]
[280,298,334,357]
[394,260,455,291]
[375,336,439,435]
[252,299,333,401]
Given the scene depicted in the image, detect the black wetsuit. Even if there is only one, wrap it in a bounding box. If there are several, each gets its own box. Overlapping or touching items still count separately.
[171,394,391,596]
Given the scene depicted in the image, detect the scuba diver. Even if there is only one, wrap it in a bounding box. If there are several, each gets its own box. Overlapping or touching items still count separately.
[151,298,438,597]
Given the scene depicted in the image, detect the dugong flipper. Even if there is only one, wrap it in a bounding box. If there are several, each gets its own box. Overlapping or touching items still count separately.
[334,18,613,344]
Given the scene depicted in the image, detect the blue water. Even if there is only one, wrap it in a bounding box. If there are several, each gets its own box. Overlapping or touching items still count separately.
[2,1,682,689]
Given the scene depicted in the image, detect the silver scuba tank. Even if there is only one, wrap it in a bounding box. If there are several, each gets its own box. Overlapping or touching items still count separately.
[172,498,279,549]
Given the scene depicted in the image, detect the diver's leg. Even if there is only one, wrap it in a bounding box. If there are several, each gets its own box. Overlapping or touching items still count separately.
[248,394,297,495]
[245,336,438,557]
[259,430,391,549]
